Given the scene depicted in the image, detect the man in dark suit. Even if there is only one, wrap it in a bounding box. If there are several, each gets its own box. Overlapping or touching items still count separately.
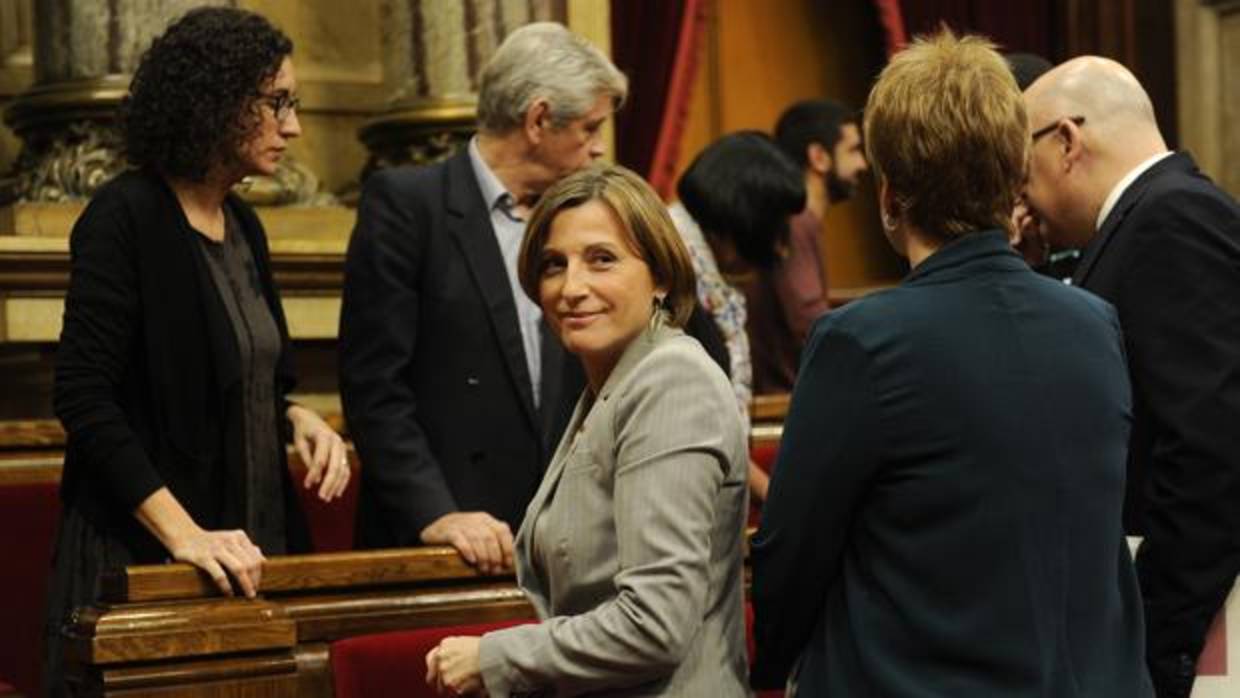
[339,23,627,572]
[752,32,1150,697]
[1024,56,1240,698]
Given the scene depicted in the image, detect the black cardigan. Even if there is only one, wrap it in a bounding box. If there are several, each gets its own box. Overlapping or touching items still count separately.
[54,170,308,561]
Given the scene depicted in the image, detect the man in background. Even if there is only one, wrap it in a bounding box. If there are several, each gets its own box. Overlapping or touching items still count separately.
[340,23,626,572]
[1024,56,1240,698]
[747,100,867,393]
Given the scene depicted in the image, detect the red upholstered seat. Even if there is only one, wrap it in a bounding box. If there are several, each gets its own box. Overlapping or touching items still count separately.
[0,480,61,698]
[750,441,780,472]
[0,680,20,695]
[288,457,360,552]
[331,619,534,698]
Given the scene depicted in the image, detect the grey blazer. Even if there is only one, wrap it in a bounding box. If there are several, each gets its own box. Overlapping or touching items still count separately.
[478,325,750,697]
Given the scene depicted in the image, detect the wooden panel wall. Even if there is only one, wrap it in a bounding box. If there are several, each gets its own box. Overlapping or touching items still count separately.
[674,0,907,290]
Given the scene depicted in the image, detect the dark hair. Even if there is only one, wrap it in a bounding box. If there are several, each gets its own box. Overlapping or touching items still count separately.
[676,131,806,269]
[1005,52,1053,91]
[773,100,858,168]
[119,7,292,181]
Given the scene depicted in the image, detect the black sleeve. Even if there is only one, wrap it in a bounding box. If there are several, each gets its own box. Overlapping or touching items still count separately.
[749,324,880,688]
[53,197,165,511]
[1121,195,1240,696]
[338,171,458,543]
[683,301,731,379]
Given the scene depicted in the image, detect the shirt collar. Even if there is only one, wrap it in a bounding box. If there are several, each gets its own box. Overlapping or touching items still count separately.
[1095,151,1172,232]
[468,136,518,214]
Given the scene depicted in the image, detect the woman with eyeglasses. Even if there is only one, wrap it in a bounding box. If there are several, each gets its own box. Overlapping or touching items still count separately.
[44,8,348,694]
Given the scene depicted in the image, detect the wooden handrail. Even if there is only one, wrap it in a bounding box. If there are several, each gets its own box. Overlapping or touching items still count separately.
[751,393,790,422]
[101,546,501,603]
[0,419,66,450]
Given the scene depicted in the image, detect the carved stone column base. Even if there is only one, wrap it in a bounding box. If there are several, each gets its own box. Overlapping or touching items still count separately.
[357,98,476,183]
[237,155,336,207]
[3,77,128,204]
[4,76,333,206]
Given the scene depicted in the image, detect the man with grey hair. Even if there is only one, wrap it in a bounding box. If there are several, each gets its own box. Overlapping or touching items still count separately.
[1024,56,1240,698]
[340,22,627,571]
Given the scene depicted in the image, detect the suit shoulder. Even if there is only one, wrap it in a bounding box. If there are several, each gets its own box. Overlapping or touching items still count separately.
[70,171,165,243]
[807,285,906,341]
[1134,167,1239,228]
[1037,275,1119,327]
[628,334,733,397]
[360,161,450,202]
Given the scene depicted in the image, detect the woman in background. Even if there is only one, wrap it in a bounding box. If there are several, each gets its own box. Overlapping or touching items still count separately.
[45,8,349,694]
[426,165,750,697]
[672,131,806,502]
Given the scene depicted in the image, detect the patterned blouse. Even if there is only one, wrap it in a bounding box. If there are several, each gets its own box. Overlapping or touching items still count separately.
[669,202,752,431]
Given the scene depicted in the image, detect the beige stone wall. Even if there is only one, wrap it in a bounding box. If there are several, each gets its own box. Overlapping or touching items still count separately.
[0,0,33,179]
[243,0,391,197]
[1176,0,1240,198]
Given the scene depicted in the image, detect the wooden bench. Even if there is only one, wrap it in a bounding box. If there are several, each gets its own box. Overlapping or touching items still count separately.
[63,548,534,697]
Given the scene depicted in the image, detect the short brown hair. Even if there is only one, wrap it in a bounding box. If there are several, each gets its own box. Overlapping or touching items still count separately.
[864,29,1028,239]
[518,165,697,327]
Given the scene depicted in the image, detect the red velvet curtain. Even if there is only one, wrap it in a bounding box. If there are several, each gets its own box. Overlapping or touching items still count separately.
[610,0,709,199]
[872,0,1057,58]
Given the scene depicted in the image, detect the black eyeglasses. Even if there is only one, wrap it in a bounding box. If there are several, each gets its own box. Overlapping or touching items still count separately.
[1031,115,1085,143]
[259,91,300,122]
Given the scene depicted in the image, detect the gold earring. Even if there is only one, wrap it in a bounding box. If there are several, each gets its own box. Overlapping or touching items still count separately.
[648,296,667,337]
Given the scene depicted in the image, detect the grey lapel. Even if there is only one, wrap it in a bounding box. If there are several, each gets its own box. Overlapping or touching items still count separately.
[517,324,683,567]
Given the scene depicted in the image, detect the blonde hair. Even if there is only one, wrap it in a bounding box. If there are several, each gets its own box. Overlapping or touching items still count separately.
[517,165,697,327]
[864,28,1028,239]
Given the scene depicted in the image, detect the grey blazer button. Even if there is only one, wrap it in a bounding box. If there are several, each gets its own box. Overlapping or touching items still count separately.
[467,376,480,386]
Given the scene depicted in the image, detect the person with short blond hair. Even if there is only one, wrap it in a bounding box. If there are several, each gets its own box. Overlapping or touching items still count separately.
[427,165,749,697]
[751,30,1151,697]
[864,32,1028,240]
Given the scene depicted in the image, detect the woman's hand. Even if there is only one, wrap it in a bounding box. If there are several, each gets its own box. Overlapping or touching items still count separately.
[426,636,485,696]
[287,403,350,502]
[169,526,266,597]
[136,488,265,597]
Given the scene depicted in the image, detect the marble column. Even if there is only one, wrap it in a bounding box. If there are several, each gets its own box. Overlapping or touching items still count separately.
[4,0,322,205]
[358,0,565,178]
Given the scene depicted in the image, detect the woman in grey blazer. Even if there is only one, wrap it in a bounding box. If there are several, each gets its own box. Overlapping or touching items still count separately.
[426,165,751,697]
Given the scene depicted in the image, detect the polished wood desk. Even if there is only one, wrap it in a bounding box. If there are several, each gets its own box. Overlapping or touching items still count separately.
[63,548,534,697]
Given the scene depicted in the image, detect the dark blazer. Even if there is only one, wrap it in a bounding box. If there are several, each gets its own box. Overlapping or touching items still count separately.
[54,169,306,562]
[340,150,580,548]
[751,231,1152,697]
[1071,152,1240,698]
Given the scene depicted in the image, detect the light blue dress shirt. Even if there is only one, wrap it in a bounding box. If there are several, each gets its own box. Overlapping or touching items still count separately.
[468,137,543,407]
